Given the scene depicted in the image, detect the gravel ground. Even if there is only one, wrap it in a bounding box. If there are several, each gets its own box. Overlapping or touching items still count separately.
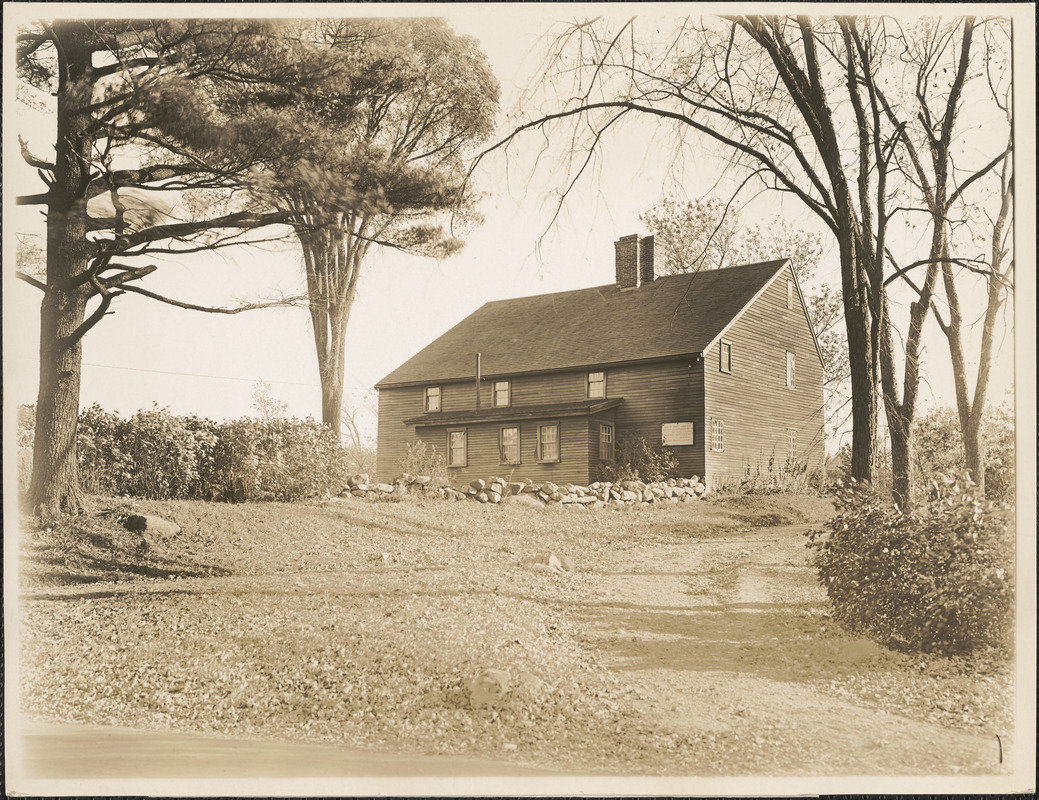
[16,492,1017,777]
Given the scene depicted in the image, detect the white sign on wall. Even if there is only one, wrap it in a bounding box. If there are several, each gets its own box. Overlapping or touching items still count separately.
[661,422,694,446]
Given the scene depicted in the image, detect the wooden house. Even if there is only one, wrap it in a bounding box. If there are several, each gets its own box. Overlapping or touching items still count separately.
[375,234,825,488]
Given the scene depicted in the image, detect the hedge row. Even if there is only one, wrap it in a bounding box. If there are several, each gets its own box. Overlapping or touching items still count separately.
[20,404,354,503]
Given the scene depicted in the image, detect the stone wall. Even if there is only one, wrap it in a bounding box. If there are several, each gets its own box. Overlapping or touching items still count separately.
[339,472,707,508]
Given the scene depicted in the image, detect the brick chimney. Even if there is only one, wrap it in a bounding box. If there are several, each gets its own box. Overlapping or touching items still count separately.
[615,234,655,289]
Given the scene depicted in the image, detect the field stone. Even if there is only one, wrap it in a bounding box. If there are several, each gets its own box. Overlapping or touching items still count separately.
[123,514,180,540]
[470,478,486,492]
[376,483,394,493]
[468,668,511,709]
[508,493,544,508]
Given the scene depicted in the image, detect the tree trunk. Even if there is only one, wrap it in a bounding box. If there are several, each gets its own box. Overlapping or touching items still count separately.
[298,218,367,440]
[837,234,878,484]
[28,23,95,519]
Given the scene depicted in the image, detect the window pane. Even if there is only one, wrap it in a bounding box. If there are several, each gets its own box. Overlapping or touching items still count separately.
[500,427,520,464]
[539,424,559,461]
[449,430,466,466]
[600,424,614,461]
[711,419,724,451]
[720,341,731,373]
[588,372,605,398]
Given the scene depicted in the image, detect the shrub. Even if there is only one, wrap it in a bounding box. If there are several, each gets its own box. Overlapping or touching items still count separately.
[19,402,353,503]
[598,432,678,483]
[807,474,1015,657]
[212,417,353,502]
[398,440,448,482]
[77,403,134,496]
[713,451,816,495]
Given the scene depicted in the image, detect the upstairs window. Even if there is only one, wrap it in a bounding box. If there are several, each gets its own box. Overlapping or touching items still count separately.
[787,278,795,310]
[424,386,441,413]
[493,380,511,407]
[448,429,467,467]
[599,423,615,461]
[499,426,520,465]
[719,340,732,374]
[537,423,560,463]
[587,371,606,399]
[786,350,796,388]
[711,419,724,452]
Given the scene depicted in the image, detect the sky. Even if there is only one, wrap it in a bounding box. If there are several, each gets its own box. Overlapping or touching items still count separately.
[3,3,1030,453]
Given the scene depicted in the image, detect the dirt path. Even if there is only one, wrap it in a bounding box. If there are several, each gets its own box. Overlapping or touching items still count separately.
[574,524,1005,776]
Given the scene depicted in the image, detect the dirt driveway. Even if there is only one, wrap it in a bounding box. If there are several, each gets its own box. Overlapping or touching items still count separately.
[14,502,1018,786]
[571,523,1008,776]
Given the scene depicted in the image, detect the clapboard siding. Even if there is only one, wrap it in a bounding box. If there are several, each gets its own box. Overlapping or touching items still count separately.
[607,359,706,478]
[702,267,825,486]
[410,417,595,486]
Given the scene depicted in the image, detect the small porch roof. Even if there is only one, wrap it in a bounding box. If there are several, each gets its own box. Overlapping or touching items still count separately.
[404,397,623,427]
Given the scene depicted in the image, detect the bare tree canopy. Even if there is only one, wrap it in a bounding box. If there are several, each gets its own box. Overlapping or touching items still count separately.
[476,13,1014,504]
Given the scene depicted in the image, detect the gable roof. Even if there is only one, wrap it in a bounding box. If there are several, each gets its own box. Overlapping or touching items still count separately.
[376,259,789,388]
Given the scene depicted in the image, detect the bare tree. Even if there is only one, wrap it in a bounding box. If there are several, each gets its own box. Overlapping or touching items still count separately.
[478,15,895,486]
[877,17,1014,497]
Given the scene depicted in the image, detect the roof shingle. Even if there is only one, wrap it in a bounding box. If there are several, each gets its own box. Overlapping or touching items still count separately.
[377,260,788,387]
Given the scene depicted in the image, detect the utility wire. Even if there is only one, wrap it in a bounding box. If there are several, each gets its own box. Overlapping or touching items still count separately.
[80,361,322,387]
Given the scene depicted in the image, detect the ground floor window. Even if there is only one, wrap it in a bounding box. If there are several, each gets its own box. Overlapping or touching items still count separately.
[448,428,467,467]
[788,428,797,460]
[537,423,560,463]
[599,423,615,461]
[499,426,520,465]
[711,418,724,452]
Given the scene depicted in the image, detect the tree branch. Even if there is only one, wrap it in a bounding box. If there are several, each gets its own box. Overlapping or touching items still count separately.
[116,285,307,314]
[16,271,48,291]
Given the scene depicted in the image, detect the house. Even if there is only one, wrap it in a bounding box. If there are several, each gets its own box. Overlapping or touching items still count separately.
[375,234,825,488]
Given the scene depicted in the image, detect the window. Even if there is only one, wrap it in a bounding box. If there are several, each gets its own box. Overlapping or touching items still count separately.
[492,380,511,407]
[786,350,796,388]
[448,429,467,467]
[499,426,520,465]
[587,371,606,399]
[424,386,441,412]
[787,279,794,310]
[788,428,797,460]
[599,423,615,461]
[537,423,560,463]
[719,340,732,373]
[711,419,724,452]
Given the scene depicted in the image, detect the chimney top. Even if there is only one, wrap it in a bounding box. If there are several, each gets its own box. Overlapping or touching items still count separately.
[614,234,655,289]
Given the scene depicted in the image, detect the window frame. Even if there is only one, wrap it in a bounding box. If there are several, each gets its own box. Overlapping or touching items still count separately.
[424,385,442,413]
[447,428,467,468]
[499,425,521,466]
[719,340,732,374]
[599,422,615,462]
[711,418,724,452]
[786,350,796,388]
[492,379,511,408]
[536,421,561,463]
[587,371,606,399]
